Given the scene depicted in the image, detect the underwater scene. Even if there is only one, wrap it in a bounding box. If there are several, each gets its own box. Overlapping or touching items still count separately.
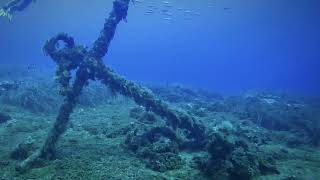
[0,0,320,179]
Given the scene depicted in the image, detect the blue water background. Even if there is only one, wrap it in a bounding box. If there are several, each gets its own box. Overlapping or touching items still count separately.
[0,0,319,95]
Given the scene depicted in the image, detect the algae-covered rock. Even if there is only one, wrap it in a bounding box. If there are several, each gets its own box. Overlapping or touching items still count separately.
[129,106,145,119]
[207,132,236,159]
[312,127,320,146]
[198,130,279,180]
[0,112,11,123]
[125,126,184,172]
[138,112,157,124]
[147,152,183,172]
[10,137,37,160]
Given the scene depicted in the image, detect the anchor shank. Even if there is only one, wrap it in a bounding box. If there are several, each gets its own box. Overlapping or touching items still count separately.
[90,0,130,59]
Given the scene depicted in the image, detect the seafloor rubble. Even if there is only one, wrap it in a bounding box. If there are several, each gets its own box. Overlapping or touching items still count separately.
[0,79,319,180]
